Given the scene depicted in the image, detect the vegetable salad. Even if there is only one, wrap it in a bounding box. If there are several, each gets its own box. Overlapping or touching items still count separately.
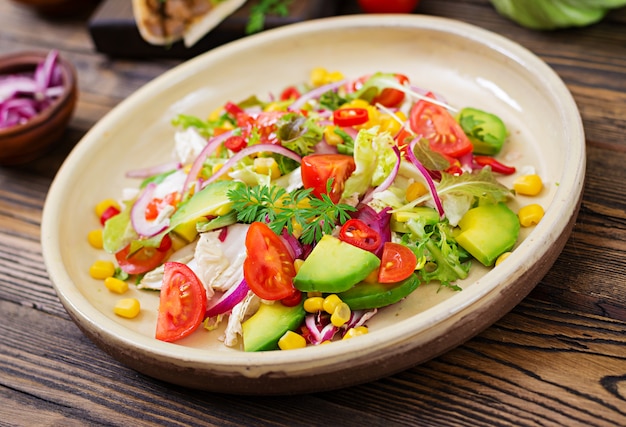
[88,68,545,351]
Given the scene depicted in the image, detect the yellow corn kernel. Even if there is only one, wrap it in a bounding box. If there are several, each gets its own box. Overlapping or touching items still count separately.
[340,99,370,109]
[89,260,116,280]
[310,67,329,86]
[304,296,325,313]
[293,259,305,274]
[87,229,103,249]
[95,198,120,219]
[278,330,307,350]
[326,70,345,83]
[331,302,351,327]
[495,252,511,266]
[253,157,281,179]
[104,277,129,294]
[208,106,224,121]
[290,220,304,239]
[406,181,428,202]
[211,163,231,181]
[343,326,369,340]
[114,298,141,319]
[324,125,343,146]
[263,101,284,112]
[518,204,545,227]
[513,174,543,196]
[323,294,342,315]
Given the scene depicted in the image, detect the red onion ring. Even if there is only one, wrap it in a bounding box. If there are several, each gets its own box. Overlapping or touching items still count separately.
[130,183,170,237]
[181,130,234,196]
[288,79,348,111]
[201,143,302,187]
[204,279,250,318]
[361,145,401,205]
[406,138,445,218]
[125,161,182,179]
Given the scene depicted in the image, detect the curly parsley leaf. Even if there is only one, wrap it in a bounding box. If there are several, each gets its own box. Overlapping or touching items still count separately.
[227,181,356,245]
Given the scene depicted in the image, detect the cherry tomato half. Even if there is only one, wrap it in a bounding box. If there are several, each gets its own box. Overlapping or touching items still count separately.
[301,154,356,204]
[333,108,369,127]
[409,93,473,158]
[373,74,409,108]
[378,242,418,284]
[243,222,297,301]
[115,234,172,275]
[339,219,382,252]
[358,0,420,13]
[156,262,207,342]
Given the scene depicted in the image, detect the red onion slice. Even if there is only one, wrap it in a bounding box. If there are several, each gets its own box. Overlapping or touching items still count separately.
[361,145,401,205]
[130,183,170,237]
[205,279,250,318]
[181,130,234,196]
[126,161,182,179]
[406,138,445,218]
[288,79,348,111]
[202,143,302,187]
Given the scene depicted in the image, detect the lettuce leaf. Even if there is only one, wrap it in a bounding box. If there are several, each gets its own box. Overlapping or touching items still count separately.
[490,0,626,29]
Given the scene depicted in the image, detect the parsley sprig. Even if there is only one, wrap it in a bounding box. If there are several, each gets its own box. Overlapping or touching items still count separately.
[227,182,356,245]
[246,0,292,35]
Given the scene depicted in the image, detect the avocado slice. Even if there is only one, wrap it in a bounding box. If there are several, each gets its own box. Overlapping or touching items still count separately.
[242,301,306,352]
[294,235,381,293]
[169,180,244,242]
[339,273,420,310]
[455,203,520,267]
[458,107,508,156]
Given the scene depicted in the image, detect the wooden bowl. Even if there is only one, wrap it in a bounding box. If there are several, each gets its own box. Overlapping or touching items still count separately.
[0,51,77,166]
[41,15,585,394]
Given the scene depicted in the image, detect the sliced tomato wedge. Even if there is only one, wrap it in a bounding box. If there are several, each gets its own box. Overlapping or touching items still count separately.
[409,93,473,158]
[243,222,297,301]
[339,219,382,252]
[373,74,409,108]
[378,242,418,284]
[301,154,356,204]
[115,234,171,275]
[156,262,207,342]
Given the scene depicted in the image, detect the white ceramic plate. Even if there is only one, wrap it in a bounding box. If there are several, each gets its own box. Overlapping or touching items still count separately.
[42,14,585,395]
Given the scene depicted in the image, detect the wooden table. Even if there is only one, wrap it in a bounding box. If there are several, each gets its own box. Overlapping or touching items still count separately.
[2,1,625,425]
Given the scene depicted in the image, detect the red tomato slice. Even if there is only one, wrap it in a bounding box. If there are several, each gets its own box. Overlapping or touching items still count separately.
[280,85,301,101]
[339,219,382,252]
[358,0,420,13]
[224,135,247,152]
[115,234,171,275]
[243,222,297,301]
[301,154,356,204]
[156,262,207,342]
[409,93,473,158]
[373,74,409,108]
[378,242,418,284]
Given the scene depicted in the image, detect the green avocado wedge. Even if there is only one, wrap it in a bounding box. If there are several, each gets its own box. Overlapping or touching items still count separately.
[339,273,421,311]
[242,301,306,352]
[294,235,381,293]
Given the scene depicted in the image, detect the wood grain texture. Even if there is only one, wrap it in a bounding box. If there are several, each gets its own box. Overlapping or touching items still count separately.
[1,0,625,425]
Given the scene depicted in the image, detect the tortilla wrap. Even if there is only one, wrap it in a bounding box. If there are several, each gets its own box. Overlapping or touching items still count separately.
[132,0,247,47]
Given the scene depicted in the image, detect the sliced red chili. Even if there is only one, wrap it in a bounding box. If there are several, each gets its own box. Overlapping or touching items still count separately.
[333,108,369,127]
[100,205,120,226]
[224,135,247,152]
[224,101,244,117]
[280,86,301,101]
[339,219,382,252]
[473,156,516,175]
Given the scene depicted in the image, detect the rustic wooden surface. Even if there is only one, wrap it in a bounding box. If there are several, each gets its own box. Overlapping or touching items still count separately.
[1,0,626,426]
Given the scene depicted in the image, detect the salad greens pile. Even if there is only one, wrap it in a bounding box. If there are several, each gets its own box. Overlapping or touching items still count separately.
[90,68,539,351]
